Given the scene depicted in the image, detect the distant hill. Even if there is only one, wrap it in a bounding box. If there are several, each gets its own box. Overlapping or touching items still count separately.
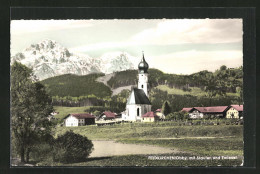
[40,66,243,111]
[107,67,243,94]
[41,73,112,98]
[41,66,242,102]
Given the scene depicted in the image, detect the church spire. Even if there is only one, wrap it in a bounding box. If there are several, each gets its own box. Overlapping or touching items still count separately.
[138,51,149,73]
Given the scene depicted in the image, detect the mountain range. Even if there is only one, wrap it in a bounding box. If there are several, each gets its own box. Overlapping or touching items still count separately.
[11,39,139,80]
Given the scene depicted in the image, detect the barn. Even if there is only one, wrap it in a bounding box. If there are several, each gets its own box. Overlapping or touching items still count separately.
[189,106,229,119]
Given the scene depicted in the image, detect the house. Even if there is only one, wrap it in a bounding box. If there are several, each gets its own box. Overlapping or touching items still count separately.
[64,113,95,127]
[154,109,165,119]
[141,111,160,122]
[189,106,229,119]
[122,52,152,122]
[181,108,193,113]
[99,111,116,120]
[226,105,243,119]
[188,108,204,119]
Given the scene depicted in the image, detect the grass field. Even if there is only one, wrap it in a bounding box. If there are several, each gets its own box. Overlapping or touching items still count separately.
[118,137,243,156]
[50,105,244,166]
[44,152,242,166]
[49,108,243,167]
[155,85,206,96]
[49,122,243,166]
[53,106,91,120]
[54,122,243,140]
[156,85,239,97]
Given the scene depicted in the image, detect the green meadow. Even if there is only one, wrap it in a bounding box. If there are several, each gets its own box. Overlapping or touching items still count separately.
[50,121,243,166]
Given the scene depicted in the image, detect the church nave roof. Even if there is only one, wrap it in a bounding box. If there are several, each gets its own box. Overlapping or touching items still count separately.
[127,88,151,105]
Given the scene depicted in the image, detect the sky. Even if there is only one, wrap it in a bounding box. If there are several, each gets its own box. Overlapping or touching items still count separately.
[11,19,243,74]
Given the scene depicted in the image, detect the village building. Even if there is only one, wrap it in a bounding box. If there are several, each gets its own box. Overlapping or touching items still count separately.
[154,109,165,119]
[188,106,229,119]
[64,113,95,127]
[98,111,116,120]
[181,108,193,113]
[122,52,152,122]
[226,105,243,119]
[141,111,160,122]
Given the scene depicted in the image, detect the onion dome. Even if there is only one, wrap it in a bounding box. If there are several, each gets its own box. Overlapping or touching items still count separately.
[138,52,149,73]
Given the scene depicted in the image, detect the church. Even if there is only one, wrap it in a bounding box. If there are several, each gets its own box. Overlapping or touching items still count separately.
[122,52,152,121]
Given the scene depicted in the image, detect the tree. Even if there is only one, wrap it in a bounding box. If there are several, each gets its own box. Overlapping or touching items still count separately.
[53,131,94,163]
[11,61,53,163]
[220,65,227,71]
[165,113,175,120]
[161,101,171,116]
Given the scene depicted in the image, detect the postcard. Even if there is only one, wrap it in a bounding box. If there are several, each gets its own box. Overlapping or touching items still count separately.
[10,12,252,167]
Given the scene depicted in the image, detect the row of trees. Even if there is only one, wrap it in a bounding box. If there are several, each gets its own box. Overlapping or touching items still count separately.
[106,66,243,95]
[150,88,239,113]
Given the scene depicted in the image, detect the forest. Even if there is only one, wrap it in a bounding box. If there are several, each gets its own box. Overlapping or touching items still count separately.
[41,65,243,114]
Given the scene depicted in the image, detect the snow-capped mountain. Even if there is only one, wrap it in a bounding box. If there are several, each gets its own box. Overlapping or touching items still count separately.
[11,39,138,80]
[99,52,139,74]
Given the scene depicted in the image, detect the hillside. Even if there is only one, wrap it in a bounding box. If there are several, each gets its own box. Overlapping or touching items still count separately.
[41,66,242,99]
[41,66,243,112]
[41,73,112,98]
[107,66,243,94]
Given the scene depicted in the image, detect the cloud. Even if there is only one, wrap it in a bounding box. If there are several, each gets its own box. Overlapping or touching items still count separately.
[69,41,135,53]
[130,19,243,45]
[149,49,242,74]
[11,20,95,35]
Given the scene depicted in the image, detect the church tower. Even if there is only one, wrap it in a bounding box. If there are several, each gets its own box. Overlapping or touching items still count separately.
[138,52,149,97]
[122,51,151,122]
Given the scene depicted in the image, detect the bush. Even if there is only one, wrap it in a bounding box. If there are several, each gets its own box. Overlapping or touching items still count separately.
[165,113,175,120]
[31,143,54,163]
[52,131,94,163]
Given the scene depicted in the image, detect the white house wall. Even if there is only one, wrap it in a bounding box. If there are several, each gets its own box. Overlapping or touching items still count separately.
[226,108,240,118]
[189,111,203,119]
[65,115,79,127]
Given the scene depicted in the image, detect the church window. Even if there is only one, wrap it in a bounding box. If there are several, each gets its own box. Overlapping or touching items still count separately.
[142,85,143,88]
[137,108,140,116]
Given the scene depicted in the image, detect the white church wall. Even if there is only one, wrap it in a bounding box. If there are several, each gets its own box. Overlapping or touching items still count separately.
[138,73,149,97]
[123,104,152,121]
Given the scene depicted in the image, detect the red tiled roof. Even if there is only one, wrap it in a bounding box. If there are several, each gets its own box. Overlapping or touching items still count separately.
[181,108,193,112]
[103,111,116,118]
[142,112,159,118]
[71,113,95,119]
[194,106,229,113]
[230,105,243,112]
